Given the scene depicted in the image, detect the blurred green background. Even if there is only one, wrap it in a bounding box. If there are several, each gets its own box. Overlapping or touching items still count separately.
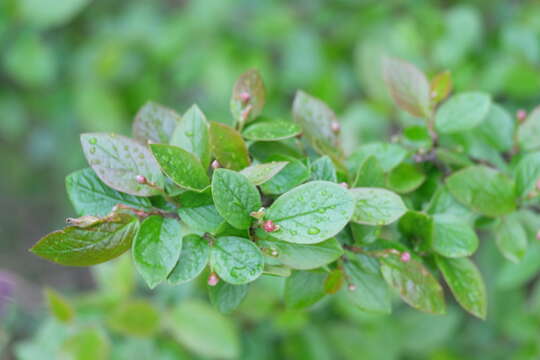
[2,0,540,359]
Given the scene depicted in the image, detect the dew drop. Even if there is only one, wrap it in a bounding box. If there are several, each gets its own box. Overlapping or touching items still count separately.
[307,227,320,235]
[185,131,194,137]
[89,147,96,154]
[138,153,145,159]
[318,208,325,214]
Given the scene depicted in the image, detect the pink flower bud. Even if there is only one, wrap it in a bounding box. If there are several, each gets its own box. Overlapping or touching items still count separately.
[135,175,147,184]
[331,121,341,133]
[208,272,219,286]
[400,252,411,263]
[239,92,251,104]
[348,283,357,291]
[211,160,220,169]
[517,109,527,122]
[263,220,278,232]
[339,182,349,189]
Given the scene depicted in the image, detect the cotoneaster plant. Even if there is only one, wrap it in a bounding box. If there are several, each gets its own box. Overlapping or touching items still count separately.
[31,59,540,320]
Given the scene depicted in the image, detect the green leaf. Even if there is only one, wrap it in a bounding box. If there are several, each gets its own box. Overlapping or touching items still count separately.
[446,165,516,217]
[514,151,540,198]
[324,269,345,294]
[495,214,528,263]
[80,133,163,197]
[344,255,391,314]
[284,270,326,309]
[230,69,266,126]
[517,106,540,151]
[402,125,433,151]
[430,70,452,105]
[60,327,110,360]
[310,156,338,182]
[132,216,183,289]
[435,92,491,134]
[44,288,74,323]
[431,214,478,258]
[168,234,210,285]
[150,144,209,192]
[266,181,355,244]
[209,122,250,170]
[31,213,138,266]
[380,253,446,314]
[258,233,343,270]
[426,186,476,224]
[170,104,211,168]
[382,57,431,118]
[208,282,248,314]
[108,300,161,337]
[259,156,310,195]
[132,101,180,144]
[292,90,343,160]
[211,236,264,284]
[176,191,224,234]
[472,104,514,151]
[353,155,386,188]
[66,168,152,217]
[350,188,407,226]
[19,0,90,28]
[386,163,426,193]
[348,142,407,173]
[243,120,301,141]
[211,169,261,230]
[168,300,239,360]
[240,161,288,185]
[435,256,487,319]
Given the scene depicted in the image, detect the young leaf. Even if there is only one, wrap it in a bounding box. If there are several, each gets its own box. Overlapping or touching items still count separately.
[430,70,452,105]
[344,255,391,314]
[292,91,343,160]
[435,92,491,134]
[66,168,152,217]
[386,163,426,194]
[514,151,540,198]
[132,101,180,144]
[240,161,288,185]
[208,282,248,314]
[211,169,261,230]
[108,300,161,337]
[168,300,239,360]
[60,327,110,360]
[353,156,385,188]
[209,122,250,170]
[80,133,163,197]
[284,270,326,309]
[259,157,310,195]
[170,104,211,168]
[44,288,74,323]
[310,156,338,182]
[324,269,345,294]
[211,236,264,285]
[258,234,343,270]
[242,120,301,141]
[495,214,528,263]
[382,57,431,118]
[230,69,266,125]
[435,256,487,319]
[431,214,478,258]
[349,188,407,226]
[517,106,540,151]
[176,191,225,234]
[168,234,210,285]
[446,166,516,217]
[31,213,138,266]
[265,181,355,244]
[380,252,446,314]
[132,215,183,289]
[150,144,209,192]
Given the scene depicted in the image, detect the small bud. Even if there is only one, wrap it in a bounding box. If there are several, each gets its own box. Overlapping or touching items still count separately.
[239,91,251,104]
[263,220,279,232]
[348,283,357,291]
[211,160,220,170]
[339,182,349,189]
[250,207,266,220]
[536,230,540,241]
[270,249,279,257]
[536,179,540,191]
[135,175,147,184]
[517,109,527,123]
[331,121,341,133]
[208,272,219,286]
[400,252,411,263]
